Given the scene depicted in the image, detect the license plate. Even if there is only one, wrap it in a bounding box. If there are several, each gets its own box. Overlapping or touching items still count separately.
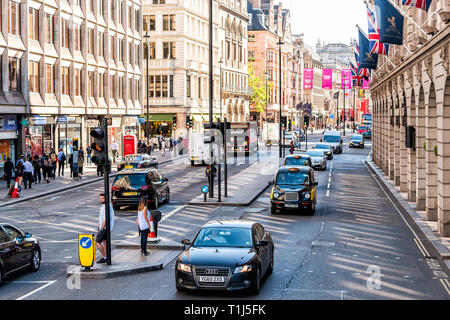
[285,204,298,208]
[198,276,225,283]
[124,165,133,168]
[123,192,138,196]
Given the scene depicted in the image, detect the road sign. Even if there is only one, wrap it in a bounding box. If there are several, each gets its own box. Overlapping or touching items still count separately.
[201,185,209,194]
[330,114,334,119]
[20,119,29,127]
[78,234,95,269]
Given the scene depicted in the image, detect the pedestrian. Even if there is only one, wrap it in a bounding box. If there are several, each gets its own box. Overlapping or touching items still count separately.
[3,157,14,189]
[95,192,115,264]
[42,154,52,183]
[32,155,41,184]
[136,196,151,256]
[50,149,57,179]
[86,146,92,165]
[169,137,173,151]
[161,137,166,157]
[78,152,84,176]
[15,155,25,187]
[110,141,119,163]
[69,154,73,177]
[23,157,34,189]
[57,148,66,176]
[141,141,147,154]
[79,148,84,164]
[158,135,162,151]
[289,141,294,155]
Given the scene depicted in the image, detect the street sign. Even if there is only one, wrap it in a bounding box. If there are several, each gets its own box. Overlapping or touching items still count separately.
[57,116,68,123]
[330,114,334,119]
[201,185,209,194]
[20,119,29,127]
[78,234,95,270]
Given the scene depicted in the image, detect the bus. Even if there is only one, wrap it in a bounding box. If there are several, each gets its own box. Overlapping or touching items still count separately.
[226,122,259,156]
[362,113,372,126]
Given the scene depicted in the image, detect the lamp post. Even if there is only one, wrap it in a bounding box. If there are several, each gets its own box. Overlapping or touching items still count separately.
[277,39,283,158]
[208,0,213,198]
[265,70,269,143]
[144,31,151,150]
[219,59,223,121]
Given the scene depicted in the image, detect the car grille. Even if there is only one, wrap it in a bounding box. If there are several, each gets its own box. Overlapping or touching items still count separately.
[194,267,230,288]
[285,192,299,201]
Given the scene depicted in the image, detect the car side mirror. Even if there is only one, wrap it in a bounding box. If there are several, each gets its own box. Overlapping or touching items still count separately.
[313,182,319,186]
[255,240,269,248]
[163,177,168,182]
[268,180,274,185]
[25,232,32,238]
[14,236,23,244]
[181,239,191,246]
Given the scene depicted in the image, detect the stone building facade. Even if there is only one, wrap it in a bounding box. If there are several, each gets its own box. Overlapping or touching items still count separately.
[370,0,450,236]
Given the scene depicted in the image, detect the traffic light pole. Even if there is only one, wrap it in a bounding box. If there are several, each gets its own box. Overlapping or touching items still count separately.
[104,120,112,266]
[208,0,213,199]
[224,118,228,198]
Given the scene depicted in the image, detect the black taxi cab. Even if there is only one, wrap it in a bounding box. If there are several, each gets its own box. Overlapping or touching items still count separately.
[270,166,318,215]
[282,154,313,168]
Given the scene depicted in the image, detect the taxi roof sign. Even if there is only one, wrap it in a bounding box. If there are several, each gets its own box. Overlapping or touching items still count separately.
[288,168,300,172]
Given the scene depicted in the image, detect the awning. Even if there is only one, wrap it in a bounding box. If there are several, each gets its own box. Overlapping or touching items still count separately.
[192,115,203,121]
[143,114,175,121]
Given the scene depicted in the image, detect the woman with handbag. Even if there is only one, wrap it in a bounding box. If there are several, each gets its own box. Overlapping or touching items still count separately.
[136,196,151,256]
[15,156,25,187]
[42,154,51,183]
[32,155,41,184]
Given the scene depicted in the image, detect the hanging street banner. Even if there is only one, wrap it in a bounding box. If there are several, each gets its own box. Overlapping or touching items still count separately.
[402,0,432,12]
[341,69,352,89]
[303,68,314,89]
[322,69,333,89]
[358,29,379,70]
[363,79,370,89]
[374,0,404,45]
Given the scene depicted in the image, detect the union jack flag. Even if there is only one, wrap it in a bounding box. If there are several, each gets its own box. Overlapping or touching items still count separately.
[367,3,389,55]
[350,62,364,87]
[402,0,432,12]
[354,43,360,67]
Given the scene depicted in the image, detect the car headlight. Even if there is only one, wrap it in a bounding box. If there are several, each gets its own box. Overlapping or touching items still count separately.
[304,192,311,199]
[234,265,253,274]
[273,191,282,199]
[177,263,192,273]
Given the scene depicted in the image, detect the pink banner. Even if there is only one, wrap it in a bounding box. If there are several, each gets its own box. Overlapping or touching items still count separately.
[303,68,314,90]
[363,79,370,89]
[341,69,352,89]
[322,69,333,89]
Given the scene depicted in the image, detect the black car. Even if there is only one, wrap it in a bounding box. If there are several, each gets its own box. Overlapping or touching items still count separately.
[362,130,372,140]
[349,134,365,148]
[117,154,158,172]
[111,168,170,210]
[0,224,41,285]
[175,220,274,294]
[283,154,313,168]
[314,143,333,160]
[270,166,318,214]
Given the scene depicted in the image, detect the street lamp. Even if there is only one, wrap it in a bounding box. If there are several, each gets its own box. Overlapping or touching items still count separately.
[144,31,151,150]
[219,58,223,121]
[265,70,269,141]
[277,39,283,158]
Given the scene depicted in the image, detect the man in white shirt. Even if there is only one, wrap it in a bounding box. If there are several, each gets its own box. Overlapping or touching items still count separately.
[23,157,34,189]
[95,193,115,263]
[110,141,119,163]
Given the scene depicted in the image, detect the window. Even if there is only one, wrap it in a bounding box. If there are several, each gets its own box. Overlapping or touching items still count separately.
[88,0,95,13]
[45,64,54,94]
[74,24,81,51]
[117,0,122,25]
[0,230,8,244]
[149,75,155,98]
[88,71,95,97]
[9,0,20,35]
[186,75,191,98]
[88,28,95,55]
[149,42,155,59]
[118,76,124,99]
[163,42,175,59]
[248,50,255,61]
[99,73,104,98]
[110,75,117,99]
[3,226,21,241]
[135,78,139,100]
[163,15,175,30]
[29,8,39,41]
[149,15,155,31]
[128,78,132,99]
[99,0,103,18]
[135,9,139,31]
[29,61,39,93]
[248,34,255,42]
[128,5,132,30]
[45,14,54,44]
[98,32,104,58]
[169,75,173,98]
[61,18,69,49]
[61,67,69,95]
[161,75,168,97]
[135,44,139,65]
[110,36,115,59]
[153,0,165,3]
[155,75,161,97]
[75,69,81,96]
[118,39,123,62]
[8,57,20,91]
[128,42,132,64]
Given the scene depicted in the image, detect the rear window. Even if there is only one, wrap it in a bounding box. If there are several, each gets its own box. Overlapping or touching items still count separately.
[306,151,325,157]
[285,158,309,166]
[113,174,148,187]
[125,156,142,162]
[358,126,368,131]
[323,135,340,143]
[315,144,330,149]
[352,135,363,141]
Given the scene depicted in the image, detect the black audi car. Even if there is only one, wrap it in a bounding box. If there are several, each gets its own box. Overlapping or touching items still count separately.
[117,154,158,172]
[0,224,41,285]
[270,166,318,214]
[111,168,170,210]
[175,220,274,294]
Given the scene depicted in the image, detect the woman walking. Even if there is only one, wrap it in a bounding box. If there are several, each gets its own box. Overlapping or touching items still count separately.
[137,196,151,256]
[42,153,52,183]
[289,141,295,155]
[32,154,41,184]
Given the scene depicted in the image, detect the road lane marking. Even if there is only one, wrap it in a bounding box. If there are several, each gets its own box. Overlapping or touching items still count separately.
[326,190,330,197]
[15,280,57,300]
[160,205,185,223]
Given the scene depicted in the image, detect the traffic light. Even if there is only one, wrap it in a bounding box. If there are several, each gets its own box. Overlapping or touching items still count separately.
[90,127,107,165]
[172,115,177,130]
[304,115,309,127]
[203,122,221,144]
[186,116,193,129]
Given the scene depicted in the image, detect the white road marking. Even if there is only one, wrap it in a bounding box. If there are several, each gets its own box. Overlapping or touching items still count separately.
[15,280,57,300]
[160,205,185,223]
[326,190,330,197]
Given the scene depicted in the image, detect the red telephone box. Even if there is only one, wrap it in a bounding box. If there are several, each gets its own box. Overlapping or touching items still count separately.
[123,135,136,156]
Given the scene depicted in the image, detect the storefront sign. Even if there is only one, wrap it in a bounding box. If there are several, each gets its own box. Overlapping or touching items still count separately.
[33,116,47,125]
[138,117,145,124]
[303,68,314,90]
[123,116,138,126]
[57,116,68,123]
[111,118,121,127]
[0,116,18,131]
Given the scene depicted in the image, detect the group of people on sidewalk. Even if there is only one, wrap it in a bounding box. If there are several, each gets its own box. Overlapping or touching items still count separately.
[137,134,185,157]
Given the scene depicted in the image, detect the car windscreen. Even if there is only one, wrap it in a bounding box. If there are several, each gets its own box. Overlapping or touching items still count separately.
[306,151,325,157]
[113,174,147,187]
[276,171,310,186]
[125,156,142,162]
[352,136,363,141]
[193,227,253,248]
[285,158,309,166]
[315,144,330,150]
[323,135,340,143]
[358,126,368,131]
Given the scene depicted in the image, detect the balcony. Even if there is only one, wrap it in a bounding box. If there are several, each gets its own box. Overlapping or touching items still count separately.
[222,84,253,95]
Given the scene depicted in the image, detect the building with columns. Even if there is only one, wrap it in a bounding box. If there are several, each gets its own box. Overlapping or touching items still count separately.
[370,0,450,236]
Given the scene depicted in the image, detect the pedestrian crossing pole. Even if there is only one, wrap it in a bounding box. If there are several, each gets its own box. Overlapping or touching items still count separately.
[104,117,112,266]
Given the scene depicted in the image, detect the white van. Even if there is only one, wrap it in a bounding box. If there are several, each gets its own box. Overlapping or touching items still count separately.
[189,133,212,165]
[322,130,343,154]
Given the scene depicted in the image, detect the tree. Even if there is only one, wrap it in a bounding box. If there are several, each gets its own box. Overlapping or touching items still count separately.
[248,63,272,114]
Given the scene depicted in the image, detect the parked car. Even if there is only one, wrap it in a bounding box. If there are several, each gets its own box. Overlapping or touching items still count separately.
[349,134,365,148]
[270,166,318,215]
[117,154,158,172]
[175,220,274,294]
[111,168,170,210]
[305,150,327,170]
[0,224,41,285]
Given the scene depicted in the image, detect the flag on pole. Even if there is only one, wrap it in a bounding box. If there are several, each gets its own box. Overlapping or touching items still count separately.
[350,62,364,87]
[367,2,389,55]
[358,29,378,70]
[354,42,360,66]
[402,0,432,12]
[374,0,404,45]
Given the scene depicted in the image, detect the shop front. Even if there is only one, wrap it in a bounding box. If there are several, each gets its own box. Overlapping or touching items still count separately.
[25,116,56,157]
[0,115,19,176]
[140,114,175,139]
[56,116,82,155]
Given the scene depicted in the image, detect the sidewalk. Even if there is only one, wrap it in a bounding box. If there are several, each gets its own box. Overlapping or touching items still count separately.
[365,160,450,268]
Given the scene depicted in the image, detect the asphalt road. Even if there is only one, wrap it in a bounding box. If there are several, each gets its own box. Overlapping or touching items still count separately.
[1,133,449,300]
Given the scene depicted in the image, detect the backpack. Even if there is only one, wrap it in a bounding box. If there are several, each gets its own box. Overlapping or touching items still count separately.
[61,153,66,162]
[50,153,57,162]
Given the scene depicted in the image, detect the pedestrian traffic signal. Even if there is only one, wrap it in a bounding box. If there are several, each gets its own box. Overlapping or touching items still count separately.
[186,116,193,129]
[90,127,107,165]
[173,115,177,129]
[304,116,309,127]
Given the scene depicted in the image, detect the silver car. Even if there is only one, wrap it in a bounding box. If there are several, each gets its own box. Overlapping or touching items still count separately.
[305,150,327,171]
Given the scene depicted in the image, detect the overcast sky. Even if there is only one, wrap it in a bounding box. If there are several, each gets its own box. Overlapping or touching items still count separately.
[285,0,368,48]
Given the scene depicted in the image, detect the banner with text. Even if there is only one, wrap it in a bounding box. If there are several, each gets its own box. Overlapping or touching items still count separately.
[303,68,314,90]
[322,69,333,89]
[341,69,352,89]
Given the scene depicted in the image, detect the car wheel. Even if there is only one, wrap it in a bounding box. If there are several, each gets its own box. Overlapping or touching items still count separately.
[30,248,41,272]
[152,195,159,209]
[191,160,195,166]
[267,249,274,275]
[250,265,261,294]
[113,204,120,211]
[166,191,170,204]
[270,205,277,215]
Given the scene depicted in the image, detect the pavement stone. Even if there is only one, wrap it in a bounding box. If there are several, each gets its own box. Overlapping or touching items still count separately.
[114,236,185,250]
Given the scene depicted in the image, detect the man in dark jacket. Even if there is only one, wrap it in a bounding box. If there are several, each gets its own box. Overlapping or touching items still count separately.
[4,157,14,189]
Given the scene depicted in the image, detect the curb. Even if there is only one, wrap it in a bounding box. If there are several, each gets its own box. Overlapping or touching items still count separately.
[0,155,188,207]
[364,160,450,261]
[67,263,163,279]
[188,182,270,207]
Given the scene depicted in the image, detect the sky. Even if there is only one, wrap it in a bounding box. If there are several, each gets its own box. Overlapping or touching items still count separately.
[285,0,368,48]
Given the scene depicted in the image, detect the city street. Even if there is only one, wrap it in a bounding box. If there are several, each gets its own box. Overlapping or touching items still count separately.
[0,135,448,300]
